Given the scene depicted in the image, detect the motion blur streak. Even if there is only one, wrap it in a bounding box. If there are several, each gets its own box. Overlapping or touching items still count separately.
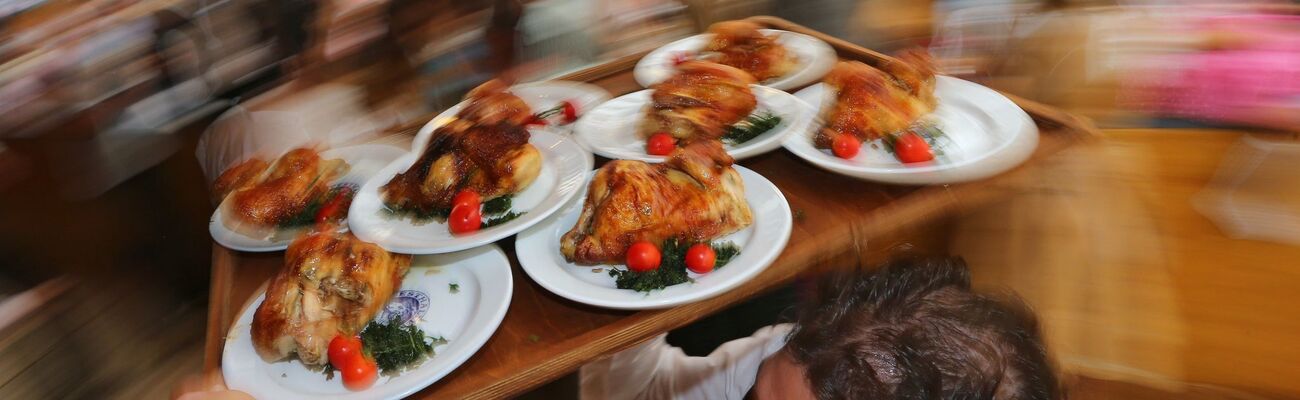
[1,1,1298,399]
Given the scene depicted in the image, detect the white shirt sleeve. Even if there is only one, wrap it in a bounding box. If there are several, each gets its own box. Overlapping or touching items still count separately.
[579,323,793,400]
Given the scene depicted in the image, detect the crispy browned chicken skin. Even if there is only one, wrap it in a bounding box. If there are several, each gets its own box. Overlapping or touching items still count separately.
[212,158,269,203]
[252,230,412,365]
[381,80,541,214]
[219,148,347,237]
[704,20,795,82]
[640,61,757,143]
[561,141,752,265]
[814,49,937,149]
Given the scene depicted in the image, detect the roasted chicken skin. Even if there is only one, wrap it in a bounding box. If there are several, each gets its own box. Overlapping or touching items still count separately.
[704,20,795,82]
[381,80,541,214]
[561,141,752,265]
[212,158,269,203]
[814,50,937,148]
[252,230,412,365]
[640,61,757,143]
[220,148,348,238]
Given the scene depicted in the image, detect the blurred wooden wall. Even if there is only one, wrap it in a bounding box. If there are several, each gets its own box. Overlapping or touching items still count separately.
[951,129,1300,399]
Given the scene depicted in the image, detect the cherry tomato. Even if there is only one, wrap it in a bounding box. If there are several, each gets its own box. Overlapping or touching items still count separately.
[448,203,482,234]
[451,190,481,212]
[646,133,676,156]
[894,131,934,163]
[832,134,860,159]
[625,241,661,272]
[340,354,378,391]
[524,115,548,127]
[685,243,717,274]
[561,100,579,124]
[315,187,354,224]
[328,335,363,369]
[672,51,692,65]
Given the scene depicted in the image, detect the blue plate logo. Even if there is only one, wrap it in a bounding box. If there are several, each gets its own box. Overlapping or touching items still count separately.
[378,290,430,325]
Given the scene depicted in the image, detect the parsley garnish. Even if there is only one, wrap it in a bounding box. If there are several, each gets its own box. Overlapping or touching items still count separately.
[278,185,353,228]
[483,195,512,214]
[359,316,442,373]
[608,238,740,292]
[723,112,782,145]
[449,283,460,294]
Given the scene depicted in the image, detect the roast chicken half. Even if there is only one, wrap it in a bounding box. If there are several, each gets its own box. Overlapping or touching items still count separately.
[561,141,753,265]
[217,148,348,238]
[381,80,541,215]
[252,230,412,365]
[704,20,795,82]
[640,61,757,144]
[814,49,937,149]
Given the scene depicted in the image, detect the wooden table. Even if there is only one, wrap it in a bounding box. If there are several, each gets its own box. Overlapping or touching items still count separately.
[202,17,1099,399]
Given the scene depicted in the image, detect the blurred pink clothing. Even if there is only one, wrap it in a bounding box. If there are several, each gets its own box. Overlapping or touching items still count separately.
[1126,14,1300,124]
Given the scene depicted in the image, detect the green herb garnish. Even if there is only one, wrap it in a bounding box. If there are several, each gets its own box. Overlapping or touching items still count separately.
[483,211,523,227]
[383,204,451,221]
[449,283,460,294]
[608,239,741,293]
[723,112,782,145]
[278,185,353,228]
[359,316,439,373]
[483,195,513,215]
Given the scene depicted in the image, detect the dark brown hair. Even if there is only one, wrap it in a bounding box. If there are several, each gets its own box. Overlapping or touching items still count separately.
[786,258,1060,399]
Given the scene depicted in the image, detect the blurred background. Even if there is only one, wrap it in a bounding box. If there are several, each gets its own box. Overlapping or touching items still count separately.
[2,0,1299,398]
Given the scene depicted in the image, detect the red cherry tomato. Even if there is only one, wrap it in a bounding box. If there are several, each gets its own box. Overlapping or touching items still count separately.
[448,204,482,234]
[315,188,353,224]
[340,354,378,391]
[451,190,481,211]
[894,131,934,163]
[832,134,860,159]
[561,100,579,124]
[625,241,662,272]
[328,335,363,369]
[646,133,676,156]
[524,115,548,127]
[685,243,717,274]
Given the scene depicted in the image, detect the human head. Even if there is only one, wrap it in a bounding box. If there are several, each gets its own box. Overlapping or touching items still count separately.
[755,257,1060,399]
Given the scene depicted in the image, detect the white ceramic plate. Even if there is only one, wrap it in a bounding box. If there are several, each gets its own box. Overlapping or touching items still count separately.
[515,166,792,310]
[785,76,1039,185]
[349,129,593,254]
[633,29,836,91]
[412,81,610,151]
[572,85,813,162]
[223,244,512,400]
[210,144,408,252]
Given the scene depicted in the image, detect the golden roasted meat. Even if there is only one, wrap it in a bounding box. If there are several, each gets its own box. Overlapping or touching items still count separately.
[704,20,795,82]
[212,158,269,203]
[381,80,541,214]
[814,50,936,148]
[640,61,757,143]
[561,141,752,265]
[220,148,348,237]
[252,230,412,365]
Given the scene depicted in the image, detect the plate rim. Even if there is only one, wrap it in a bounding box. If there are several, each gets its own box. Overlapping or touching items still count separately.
[632,28,836,91]
[221,243,515,400]
[349,129,594,254]
[514,165,793,310]
[783,76,1040,184]
[571,85,814,163]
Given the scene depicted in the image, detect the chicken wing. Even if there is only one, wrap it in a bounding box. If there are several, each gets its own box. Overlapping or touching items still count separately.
[640,61,757,143]
[814,50,937,148]
[561,141,752,265]
[252,230,412,365]
[704,20,796,82]
[220,148,348,238]
[381,80,541,214]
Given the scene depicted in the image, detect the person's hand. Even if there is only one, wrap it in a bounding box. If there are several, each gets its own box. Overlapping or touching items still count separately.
[171,371,253,400]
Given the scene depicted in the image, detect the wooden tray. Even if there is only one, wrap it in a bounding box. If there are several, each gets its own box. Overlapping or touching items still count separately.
[203,16,1099,399]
